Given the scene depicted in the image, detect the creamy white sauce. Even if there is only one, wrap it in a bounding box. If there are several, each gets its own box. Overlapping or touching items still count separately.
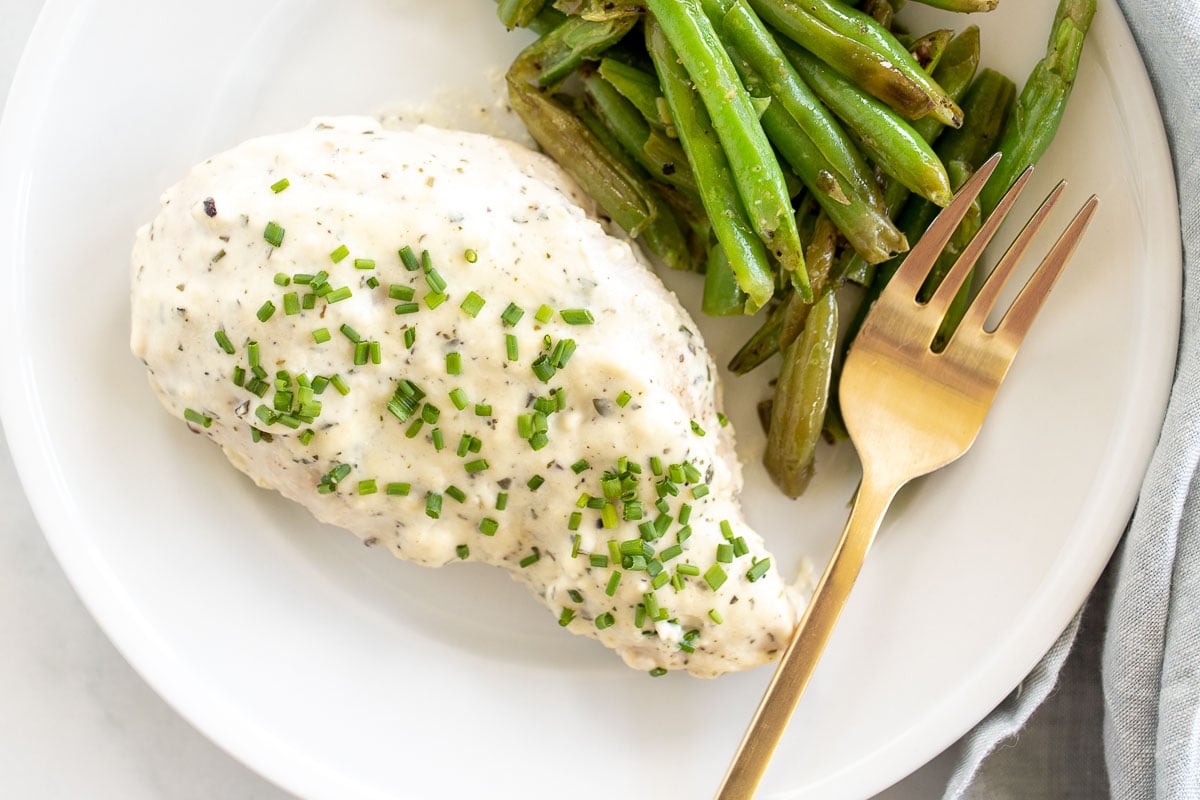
[130,117,797,677]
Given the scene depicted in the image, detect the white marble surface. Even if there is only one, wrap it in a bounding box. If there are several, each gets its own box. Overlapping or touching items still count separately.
[0,2,957,797]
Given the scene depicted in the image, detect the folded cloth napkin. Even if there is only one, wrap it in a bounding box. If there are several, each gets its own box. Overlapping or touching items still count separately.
[942,1,1200,797]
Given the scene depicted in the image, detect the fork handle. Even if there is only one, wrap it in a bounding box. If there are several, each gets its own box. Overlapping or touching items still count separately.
[715,471,904,799]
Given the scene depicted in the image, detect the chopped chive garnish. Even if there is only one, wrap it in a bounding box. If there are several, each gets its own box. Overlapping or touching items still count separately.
[448,387,469,411]
[421,250,434,272]
[558,608,575,626]
[340,323,361,343]
[183,408,212,428]
[590,554,609,568]
[560,308,595,325]
[616,391,632,408]
[465,459,489,474]
[370,341,381,365]
[425,291,448,310]
[329,244,350,263]
[649,455,662,475]
[270,177,290,193]
[394,302,420,315]
[527,475,544,491]
[456,434,472,457]
[601,503,618,529]
[354,340,369,365]
[677,564,701,577]
[567,588,584,604]
[570,459,589,474]
[496,492,508,511]
[421,403,441,424]
[366,276,380,289]
[404,327,417,349]
[460,291,486,318]
[607,540,622,563]
[648,667,667,677]
[302,293,317,310]
[294,273,314,285]
[531,355,556,382]
[256,301,276,322]
[213,329,235,354]
[479,517,499,536]
[357,479,378,496]
[652,570,671,590]
[717,412,729,427]
[283,292,300,316]
[297,428,315,445]
[568,511,583,531]
[389,284,415,301]
[594,611,614,629]
[747,558,772,582]
[678,504,692,525]
[232,365,246,387]
[326,286,352,304]
[733,536,749,557]
[505,334,519,362]
[273,272,291,287]
[386,482,411,496]
[464,248,478,263]
[717,543,734,563]
[605,571,622,596]
[690,420,706,436]
[660,544,683,562]
[330,374,350,395]
[431,428,445,451]
[263,221,285,247]
[676,525,692,544]
[405,419,423,438]
[446,352,462,375]
[445,485,466,503]
[533,304,553,324]
[399,245,420,271]
[517,414,534,439]
[704,564,727,591]
[720,520,734,540]
[456,544,470,560]
[424,268,447,294]
[528,432,549,451]
[708,609,724,624]
[425,492,442,519]
[474,403,492,417]
[519,549,541,568]
[354,258,375,270]
[692,484,710,499]
[643,591,661,620]
[501,303,524,326]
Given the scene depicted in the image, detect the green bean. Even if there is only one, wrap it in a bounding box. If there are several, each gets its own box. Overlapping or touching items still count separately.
[645,0,809,299]
[581,71,701,205]
[979,0,1097,216]
[710,0,884,214]
[757,88,907,264]
[782,41,953,207]
[497,0,548,29]
[506,70,657,238]
[571,97,693,270]
[645,17,776,308]
[516,12,639,89]
[702,245,749,316]
[597,58,670,132]
[764,288,838,498]
[797,0,964,126]
[748,0,960,127]
[907,29,954,74]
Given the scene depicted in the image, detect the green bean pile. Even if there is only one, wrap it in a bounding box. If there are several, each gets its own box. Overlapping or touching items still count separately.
[501,0,1096,497]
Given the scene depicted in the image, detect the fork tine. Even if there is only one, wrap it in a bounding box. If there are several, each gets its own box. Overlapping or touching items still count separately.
[957,180,1068,334]
[923,166,1036,317]
[991,195,1099,344]
[886,153,1002,298]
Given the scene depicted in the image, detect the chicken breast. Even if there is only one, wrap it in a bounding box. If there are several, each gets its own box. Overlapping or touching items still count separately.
[130,116,797,677]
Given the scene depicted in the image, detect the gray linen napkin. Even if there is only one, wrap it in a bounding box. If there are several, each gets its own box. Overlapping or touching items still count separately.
[943,1,1200,797]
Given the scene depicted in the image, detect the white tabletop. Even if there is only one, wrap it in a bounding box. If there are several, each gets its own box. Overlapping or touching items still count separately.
[0,3,958,797]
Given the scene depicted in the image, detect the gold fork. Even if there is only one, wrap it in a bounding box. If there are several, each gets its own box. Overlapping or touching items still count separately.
[716,153,1098,799]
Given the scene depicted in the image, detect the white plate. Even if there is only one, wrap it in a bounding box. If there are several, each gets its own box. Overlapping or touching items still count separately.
[0,1,1178,798]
